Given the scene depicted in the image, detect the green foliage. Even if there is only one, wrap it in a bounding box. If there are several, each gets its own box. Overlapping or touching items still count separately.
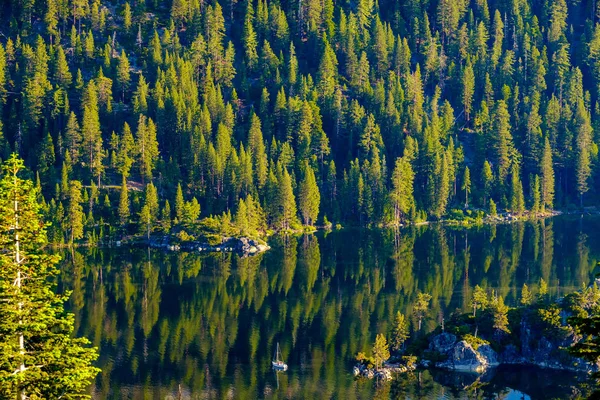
[414,292,432,331]
[372,334,390,370]
[0,0,600,239]
[0,155,99,398]
[390,312,410,352]
[462,334,489,350]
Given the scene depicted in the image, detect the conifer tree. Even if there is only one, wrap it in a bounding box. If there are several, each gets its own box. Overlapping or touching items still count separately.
[118,176,130,226]
[0,155,99,399]
[117,50,131,101]
[390,312,409,352]
[491,295,510,334]
[413,292,432,331]
[521,283,533,305]
[541,137,555,211]
[471,285,488,317]
[481,160,493,207]
[298,163,320,226]
[493,100,514,183]
[243,1,259,71]
[81,82,104,186]
[67,180,84,244]
[372,333,390,370]
[276,167,297,230]
[390,157,414,224]
[139,182,159,238]
[462,166,471,208]
[462,62,475,121]
[175,183,185,224]
[248,114,267,188]
[510,163,525,215]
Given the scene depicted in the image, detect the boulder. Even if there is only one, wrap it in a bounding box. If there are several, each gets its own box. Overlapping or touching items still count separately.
[438,341,488,372]
[353,366,360,377]
[477,344,499,367]
[429,332,457,353]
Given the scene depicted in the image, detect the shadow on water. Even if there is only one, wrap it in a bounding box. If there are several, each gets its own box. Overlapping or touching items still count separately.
[58,216,600,399]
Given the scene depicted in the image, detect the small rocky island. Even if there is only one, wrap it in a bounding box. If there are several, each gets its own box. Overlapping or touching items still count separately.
[145,235,270,255]
[354,283,600,382]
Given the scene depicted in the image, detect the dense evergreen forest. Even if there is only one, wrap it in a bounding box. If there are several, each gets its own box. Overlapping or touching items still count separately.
[0,0,599,241]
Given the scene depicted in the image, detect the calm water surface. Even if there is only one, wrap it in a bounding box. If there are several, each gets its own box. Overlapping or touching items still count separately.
[59,216,600,399]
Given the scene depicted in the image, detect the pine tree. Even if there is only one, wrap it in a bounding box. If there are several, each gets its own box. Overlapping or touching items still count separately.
[118,176,130,226]
[481,160,493,207]
[493,100,514,183]
[135,116,159,183]
[541,137,555,211]
[390,156,414,224]
[67,180,84,244]
[248,114,267,188]
[122,2,132,32]
[243,1,259,70]
[491,295,510,334]
[0,44,6,104]
[521,283,533,305]
[161,200,172,231]
[413,292,432,331]
[390,312,410,352]
[462,62,475,121]
[235,197,249,235]
[298,163,320,226]
[510,163,525,215]
[81,82,104,186]
[175,183,185,224]
[575,102,593,207]
[371,333,390,370]
[462,166,471,208]
[54,46,72,88]
[139,182,159,238]
[277,167,298,231]
[530,175,542,216]
[0,155,99,399]
[116,50,131,101]
[471,285,488,317]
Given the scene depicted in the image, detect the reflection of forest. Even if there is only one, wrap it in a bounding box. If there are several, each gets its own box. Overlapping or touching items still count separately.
[60,216,600,399]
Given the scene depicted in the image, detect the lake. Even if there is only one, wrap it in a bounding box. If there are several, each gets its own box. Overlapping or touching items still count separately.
[59,215,600,399]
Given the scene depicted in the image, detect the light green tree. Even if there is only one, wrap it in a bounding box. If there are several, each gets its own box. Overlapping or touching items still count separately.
[414,292,432,331]
[372,334,390,370]
[0,155,99,399]
[298,163,320,226]
[390,312,410,352]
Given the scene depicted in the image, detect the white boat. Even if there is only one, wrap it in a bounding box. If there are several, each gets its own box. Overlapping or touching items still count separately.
[272,342,288,371]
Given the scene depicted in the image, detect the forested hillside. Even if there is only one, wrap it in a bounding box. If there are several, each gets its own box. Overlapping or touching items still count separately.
[0,0,598,241]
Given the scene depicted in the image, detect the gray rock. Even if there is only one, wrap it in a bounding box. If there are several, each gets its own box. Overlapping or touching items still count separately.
[499,344,522,364]
[439,341,487,372]
[429,332,457,353]
[478,344,499,367]
[353,366,360,377]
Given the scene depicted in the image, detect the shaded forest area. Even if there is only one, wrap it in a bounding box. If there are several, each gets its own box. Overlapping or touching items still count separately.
[0,0,599,242]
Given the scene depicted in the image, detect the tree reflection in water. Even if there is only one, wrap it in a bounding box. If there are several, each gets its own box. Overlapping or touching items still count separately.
[59,216,600,399]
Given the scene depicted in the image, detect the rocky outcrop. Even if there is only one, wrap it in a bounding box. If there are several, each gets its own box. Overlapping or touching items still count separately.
[146,235,270,255]
[429,332,457,353]
[353,362,416,381]
[432,338,491,373]
[427,330,597,374]
[478,344,499,367]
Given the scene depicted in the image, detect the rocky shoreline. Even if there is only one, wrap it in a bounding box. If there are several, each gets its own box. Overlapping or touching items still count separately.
[131,235,271,255]
[353,361,417,381]
[424,331,597,374]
